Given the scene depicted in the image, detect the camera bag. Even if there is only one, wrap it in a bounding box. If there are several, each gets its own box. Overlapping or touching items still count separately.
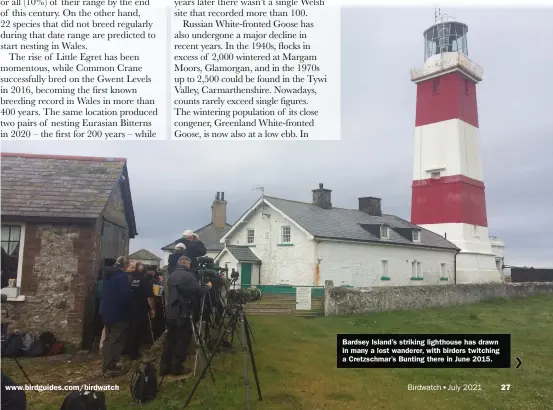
[129,362,158,403]
[60,389,107,410]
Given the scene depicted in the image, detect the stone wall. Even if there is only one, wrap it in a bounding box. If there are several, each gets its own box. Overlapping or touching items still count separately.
[5,223,99,345]
[324,280,553,316]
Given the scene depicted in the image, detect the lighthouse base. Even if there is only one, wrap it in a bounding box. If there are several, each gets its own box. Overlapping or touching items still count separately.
[455,252,502,284]
[416,223,503,284]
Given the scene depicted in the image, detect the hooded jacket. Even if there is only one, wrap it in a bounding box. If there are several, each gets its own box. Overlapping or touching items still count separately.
[101,266,130,324]
[166,266,209,320]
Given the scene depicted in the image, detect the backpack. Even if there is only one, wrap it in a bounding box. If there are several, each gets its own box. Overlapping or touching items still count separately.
[130,362,158,403]
[60,390,107,410]
[47,342,65,356]
[3,333,24,357]
[21,333,45,358]
[39,332,57,354]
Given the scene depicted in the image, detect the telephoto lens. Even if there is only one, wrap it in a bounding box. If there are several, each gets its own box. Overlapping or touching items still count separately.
[227,288,262,305]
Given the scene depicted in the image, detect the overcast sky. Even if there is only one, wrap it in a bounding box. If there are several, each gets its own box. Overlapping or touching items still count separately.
[2,7,552,267]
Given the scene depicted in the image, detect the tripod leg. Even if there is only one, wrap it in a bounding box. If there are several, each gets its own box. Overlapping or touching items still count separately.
[184,312,236,408]
[238,311,252,410]
[13,358,33,385]
[244,314,262,401]
[244,315,256,344]
[190,318,215,383]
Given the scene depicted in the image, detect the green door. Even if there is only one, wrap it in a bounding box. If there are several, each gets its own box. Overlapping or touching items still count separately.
[241,263,252,288]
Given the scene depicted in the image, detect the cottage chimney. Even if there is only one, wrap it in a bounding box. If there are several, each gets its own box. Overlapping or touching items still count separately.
[312,183,332,209]
[212,191,227,228]
[358,197,382,216]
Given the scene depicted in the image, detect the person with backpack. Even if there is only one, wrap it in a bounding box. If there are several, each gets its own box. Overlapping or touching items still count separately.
[101,256,131,377]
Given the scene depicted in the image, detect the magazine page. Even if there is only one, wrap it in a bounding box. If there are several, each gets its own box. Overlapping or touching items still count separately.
[1,2,552,410]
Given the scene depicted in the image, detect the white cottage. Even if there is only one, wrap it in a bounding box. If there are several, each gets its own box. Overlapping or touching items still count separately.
[215,183,459,291]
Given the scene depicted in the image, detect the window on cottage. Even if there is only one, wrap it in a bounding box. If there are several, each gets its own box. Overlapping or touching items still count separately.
[247,229,255,244]
[281,226,291,243]
[433,78,440,93]
[412,230,421,242]
[417,262,423,278]
[1,224,22,289]
[411,261,417,278]
[380,225,389,239]
[381,260,389,277]
[441,263,447,277]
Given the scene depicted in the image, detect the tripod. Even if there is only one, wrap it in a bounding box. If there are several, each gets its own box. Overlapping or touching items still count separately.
[184,304,262,409]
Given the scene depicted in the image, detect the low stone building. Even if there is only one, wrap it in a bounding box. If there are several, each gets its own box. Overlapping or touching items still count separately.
[1,153,137,348]
[129,249,161,269]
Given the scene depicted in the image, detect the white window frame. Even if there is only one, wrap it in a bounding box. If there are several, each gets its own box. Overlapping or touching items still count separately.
[380,225,390,240]
[1,222,26,301]
[412,230,421,242]
[411,261,417,277]
[246,228,255,244]
[381,260,389,277]
[281,226,291,243]
[416,262,423,278]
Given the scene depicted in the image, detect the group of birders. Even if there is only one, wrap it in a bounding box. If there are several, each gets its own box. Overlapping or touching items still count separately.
[98,230,227,378]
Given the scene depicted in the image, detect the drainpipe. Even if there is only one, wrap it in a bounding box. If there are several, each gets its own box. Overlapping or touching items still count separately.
[454,248,460,284]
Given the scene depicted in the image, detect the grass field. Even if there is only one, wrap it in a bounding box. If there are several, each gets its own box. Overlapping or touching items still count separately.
[3,295,553,409]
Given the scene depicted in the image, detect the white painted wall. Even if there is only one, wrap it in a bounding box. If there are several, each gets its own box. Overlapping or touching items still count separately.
[316,240,456,287]
[413,119,483,181]
[161,251,170,268]
[222,204,315,286]
[419,224,501,284]
[419,223,493,255]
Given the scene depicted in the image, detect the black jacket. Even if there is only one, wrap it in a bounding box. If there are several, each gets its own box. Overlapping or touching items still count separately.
[171,238,207,270]
[166,266,209,320]
[168,249,186,275]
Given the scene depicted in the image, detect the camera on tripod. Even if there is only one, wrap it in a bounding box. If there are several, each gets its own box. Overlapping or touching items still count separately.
[227,288,263,305]
[196,256,228,285]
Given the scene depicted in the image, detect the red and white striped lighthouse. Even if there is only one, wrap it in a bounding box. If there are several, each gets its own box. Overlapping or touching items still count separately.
[410,13,501,283]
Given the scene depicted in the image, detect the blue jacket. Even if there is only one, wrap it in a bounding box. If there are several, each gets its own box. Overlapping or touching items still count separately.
[101,266,130,324]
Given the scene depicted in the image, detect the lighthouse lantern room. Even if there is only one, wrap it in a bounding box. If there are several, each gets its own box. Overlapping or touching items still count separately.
[410,12,502,284]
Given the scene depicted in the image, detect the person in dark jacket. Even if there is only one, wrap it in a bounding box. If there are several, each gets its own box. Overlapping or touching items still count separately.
[1,373,26,410]
[101,256,131,377]
[161,256,211,376]
[174,230,207,270]
[126,262,156,359]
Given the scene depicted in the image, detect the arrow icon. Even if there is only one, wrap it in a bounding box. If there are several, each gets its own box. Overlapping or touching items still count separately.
[515,357,523,369]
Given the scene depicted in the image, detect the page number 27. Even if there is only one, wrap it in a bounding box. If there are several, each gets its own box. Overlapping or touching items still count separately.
[501,384,511,391]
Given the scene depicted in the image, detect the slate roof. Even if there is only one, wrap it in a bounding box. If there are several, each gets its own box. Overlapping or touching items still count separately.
[262,196,458,250]
[225,246,261,263]
[129,249,161,261]
[1,153,136,234]
[162,222,232,252]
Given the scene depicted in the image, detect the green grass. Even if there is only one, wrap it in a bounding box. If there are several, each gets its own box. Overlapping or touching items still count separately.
[4,295,553,409]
